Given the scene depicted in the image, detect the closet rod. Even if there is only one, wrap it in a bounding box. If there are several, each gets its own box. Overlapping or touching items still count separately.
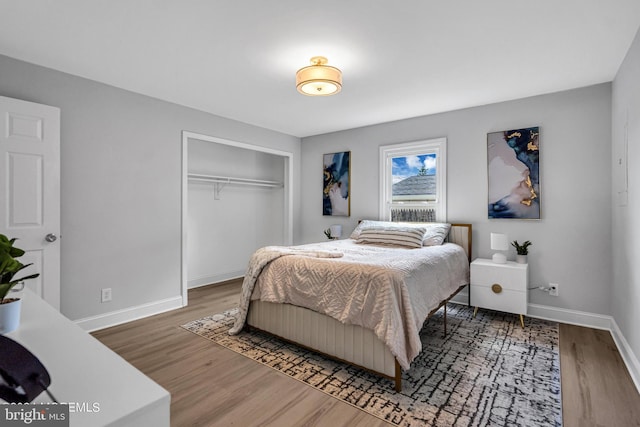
[188,173,283,188]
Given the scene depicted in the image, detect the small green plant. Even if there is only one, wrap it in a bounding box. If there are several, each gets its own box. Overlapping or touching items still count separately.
[511,240,532,255]
[0,234,40,303]
[324,228,332,240]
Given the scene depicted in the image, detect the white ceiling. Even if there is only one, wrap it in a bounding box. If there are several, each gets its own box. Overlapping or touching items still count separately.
[1,1,639,138]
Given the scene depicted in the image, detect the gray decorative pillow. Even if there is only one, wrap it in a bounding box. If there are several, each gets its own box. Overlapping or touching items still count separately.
[356,226,427,249]
[349,220,382,239]
[350,220,451,246]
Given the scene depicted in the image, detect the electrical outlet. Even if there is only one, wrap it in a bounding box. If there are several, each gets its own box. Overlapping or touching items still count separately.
[101,288,112,303]
[549,283,559,297]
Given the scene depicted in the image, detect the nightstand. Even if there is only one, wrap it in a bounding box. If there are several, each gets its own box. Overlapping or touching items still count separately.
[470,258,528,327]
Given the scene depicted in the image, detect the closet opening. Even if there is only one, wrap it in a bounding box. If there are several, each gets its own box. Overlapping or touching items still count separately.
[181,131,293,306]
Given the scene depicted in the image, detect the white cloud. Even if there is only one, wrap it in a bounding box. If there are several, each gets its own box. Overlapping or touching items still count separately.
[423,156,436,170]
[406,155,422,169]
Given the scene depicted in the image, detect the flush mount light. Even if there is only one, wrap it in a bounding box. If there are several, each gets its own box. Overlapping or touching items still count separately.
[296,56,342,96]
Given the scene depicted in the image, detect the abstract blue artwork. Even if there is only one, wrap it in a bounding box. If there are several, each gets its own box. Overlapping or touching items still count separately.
[488,127,540,219]
[323,151,350,216]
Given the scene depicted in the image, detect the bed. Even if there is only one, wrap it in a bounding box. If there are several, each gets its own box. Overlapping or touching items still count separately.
[230,222,472,392]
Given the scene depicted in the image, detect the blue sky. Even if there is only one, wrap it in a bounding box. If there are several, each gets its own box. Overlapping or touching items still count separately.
[392,154,437,183]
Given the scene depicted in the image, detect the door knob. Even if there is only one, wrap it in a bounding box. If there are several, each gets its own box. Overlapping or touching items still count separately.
[45,233,57,243]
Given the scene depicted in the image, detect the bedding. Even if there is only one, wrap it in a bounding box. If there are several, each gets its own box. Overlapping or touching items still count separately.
[230,238,469,369]
[228,245,343,336]
[350,220,451,246]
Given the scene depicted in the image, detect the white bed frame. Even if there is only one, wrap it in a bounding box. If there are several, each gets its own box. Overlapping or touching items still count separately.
[246,223,472,392]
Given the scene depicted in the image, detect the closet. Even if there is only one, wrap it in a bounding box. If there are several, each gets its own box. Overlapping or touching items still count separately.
[183,133,291,291]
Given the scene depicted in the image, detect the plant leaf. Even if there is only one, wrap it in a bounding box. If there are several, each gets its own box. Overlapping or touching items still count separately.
[0,235,38,301]
[0,282,12,301]
[12,273,39,283]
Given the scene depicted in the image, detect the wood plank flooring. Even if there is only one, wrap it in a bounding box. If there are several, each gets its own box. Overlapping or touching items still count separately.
[560,324,640,427]
[92,280,640,427]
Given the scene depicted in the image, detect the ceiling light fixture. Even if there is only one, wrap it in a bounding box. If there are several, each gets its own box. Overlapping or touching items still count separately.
[296,56,342,96]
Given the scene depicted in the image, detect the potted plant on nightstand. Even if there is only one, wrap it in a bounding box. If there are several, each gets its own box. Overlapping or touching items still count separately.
[0,234,40,334]
[511,240,532,264]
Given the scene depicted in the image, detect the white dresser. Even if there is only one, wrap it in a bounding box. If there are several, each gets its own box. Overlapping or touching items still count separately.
[470,258,528,327]
[4,289,170,426]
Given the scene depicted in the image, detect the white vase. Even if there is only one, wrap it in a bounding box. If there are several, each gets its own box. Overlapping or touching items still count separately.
[516,254,528,264]
[0,298,22,334]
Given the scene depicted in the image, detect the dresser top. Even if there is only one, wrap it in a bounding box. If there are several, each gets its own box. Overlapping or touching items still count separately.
[6,289,170,426]
[472,258,528,270]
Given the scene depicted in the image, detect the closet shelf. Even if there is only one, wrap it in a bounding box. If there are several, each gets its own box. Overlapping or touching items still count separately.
[188,173,283,199]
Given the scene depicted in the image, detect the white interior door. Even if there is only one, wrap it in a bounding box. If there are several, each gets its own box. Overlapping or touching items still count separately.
[0,96,60,310]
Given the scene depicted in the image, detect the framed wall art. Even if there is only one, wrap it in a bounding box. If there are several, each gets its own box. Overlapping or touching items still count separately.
[323,151,350,216]
[487,127,540,219]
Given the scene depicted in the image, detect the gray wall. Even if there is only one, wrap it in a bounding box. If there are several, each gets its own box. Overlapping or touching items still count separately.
[0,51,618,324]
[612,27,640,364]
[0,54,301,321]
[301,84,612,315]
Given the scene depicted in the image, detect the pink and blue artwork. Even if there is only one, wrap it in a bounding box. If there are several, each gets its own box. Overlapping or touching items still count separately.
[488,127,540,219]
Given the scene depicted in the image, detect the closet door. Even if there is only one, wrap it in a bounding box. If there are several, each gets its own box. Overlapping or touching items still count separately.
[0,96,61,310]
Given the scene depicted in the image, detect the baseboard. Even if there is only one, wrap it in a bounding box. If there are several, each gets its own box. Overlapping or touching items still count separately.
[610,318,640,392]
[188,271,244,289]
[527,303,613,330]
[448,300,613,330]
[75,296,184,332]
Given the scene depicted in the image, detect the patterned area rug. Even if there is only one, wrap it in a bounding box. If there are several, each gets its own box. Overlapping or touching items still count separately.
[182,304,562,426]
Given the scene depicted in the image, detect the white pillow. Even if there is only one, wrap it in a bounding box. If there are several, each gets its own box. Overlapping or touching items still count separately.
[421,223,451,246]
[356,226,426,249]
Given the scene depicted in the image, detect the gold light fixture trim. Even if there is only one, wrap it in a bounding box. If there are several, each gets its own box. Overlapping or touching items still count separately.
[296,56,342,96]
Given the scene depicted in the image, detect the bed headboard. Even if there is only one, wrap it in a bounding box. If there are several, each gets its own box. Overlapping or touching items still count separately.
[448,224,472,263]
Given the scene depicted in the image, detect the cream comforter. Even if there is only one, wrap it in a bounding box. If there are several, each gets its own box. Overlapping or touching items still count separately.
[231,239,469,370]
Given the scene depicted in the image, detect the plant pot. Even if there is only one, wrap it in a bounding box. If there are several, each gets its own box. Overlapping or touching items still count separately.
[0,298,21,334]
[516,254,528,264]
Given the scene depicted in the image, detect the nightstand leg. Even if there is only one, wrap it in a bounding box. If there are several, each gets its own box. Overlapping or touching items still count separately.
[519,314,525,328]
[473,306,478,318]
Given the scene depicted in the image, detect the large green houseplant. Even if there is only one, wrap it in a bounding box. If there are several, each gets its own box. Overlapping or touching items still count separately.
[0,234,40,333]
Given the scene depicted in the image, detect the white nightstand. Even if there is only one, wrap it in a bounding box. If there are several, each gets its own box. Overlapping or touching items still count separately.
[470,258,529,327]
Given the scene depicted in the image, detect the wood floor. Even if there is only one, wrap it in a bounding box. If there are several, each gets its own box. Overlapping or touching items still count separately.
[92,280,640,427]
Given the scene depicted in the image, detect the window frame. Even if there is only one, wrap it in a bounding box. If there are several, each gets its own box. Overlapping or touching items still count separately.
[379,137,447,222]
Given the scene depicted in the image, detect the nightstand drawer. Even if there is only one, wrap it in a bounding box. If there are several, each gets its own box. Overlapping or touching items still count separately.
[471,261,527,292]
[471,285,527,315]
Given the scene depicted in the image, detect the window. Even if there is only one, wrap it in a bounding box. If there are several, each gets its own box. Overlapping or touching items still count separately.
[379,137,447,222]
